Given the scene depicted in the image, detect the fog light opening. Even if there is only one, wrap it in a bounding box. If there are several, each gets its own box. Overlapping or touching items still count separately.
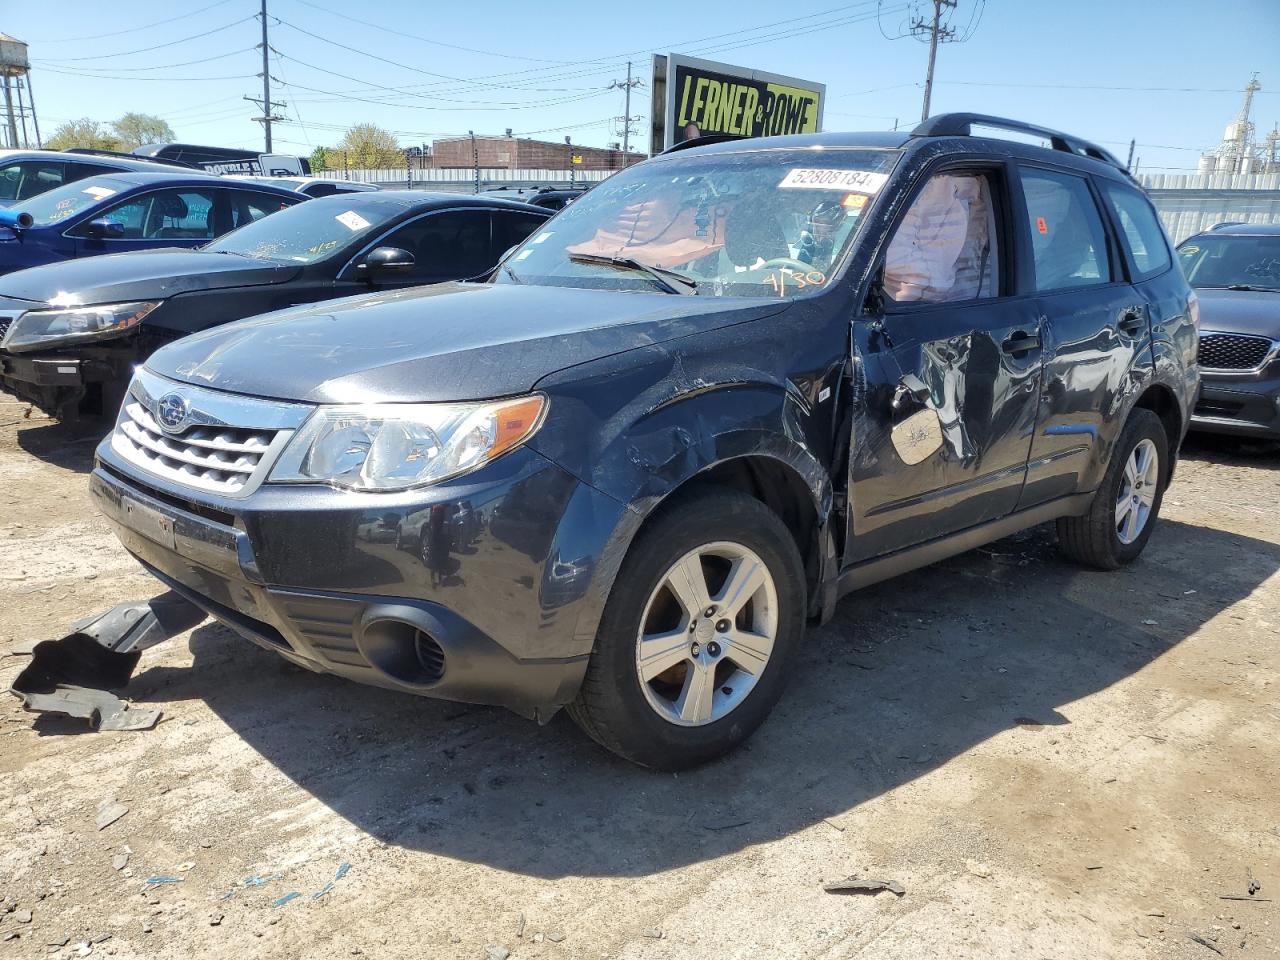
[359,618,445,686]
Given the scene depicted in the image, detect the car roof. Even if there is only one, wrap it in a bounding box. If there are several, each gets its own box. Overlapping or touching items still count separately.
[300,190,550,213]
[1202,222,1280,237]
[64,171,301,194]
[0,149,192,174]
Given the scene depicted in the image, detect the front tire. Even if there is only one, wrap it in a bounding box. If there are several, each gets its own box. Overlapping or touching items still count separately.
[568,488,806,770]
[1057,408,1169,570]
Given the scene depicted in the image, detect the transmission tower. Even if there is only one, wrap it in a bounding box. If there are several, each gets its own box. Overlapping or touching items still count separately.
[609,62,644,155]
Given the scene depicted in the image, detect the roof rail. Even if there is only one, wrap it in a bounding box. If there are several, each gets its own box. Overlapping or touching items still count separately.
[912,113,1128,172]
[63,147,195,169]
[1209,220,1247,231]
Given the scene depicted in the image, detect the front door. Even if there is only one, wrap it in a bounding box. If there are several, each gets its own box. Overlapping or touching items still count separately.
[845,164,1043,563]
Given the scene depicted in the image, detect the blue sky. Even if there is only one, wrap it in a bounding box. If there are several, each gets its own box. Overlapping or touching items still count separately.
[7,0,1279,171]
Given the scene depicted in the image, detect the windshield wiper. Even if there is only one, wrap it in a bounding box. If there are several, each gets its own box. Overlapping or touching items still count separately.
[1227,283,1280,292]
[502,263,522,284]
[569,253,697,295]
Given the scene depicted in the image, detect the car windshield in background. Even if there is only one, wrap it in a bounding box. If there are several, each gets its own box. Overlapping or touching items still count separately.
[1178,234,1280,291]
[15,177,132,227]
[204,197,401,263]
[497,148,899,297]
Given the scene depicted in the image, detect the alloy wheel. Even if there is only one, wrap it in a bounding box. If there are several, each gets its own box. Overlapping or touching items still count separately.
[634,541,779,727]
[1115,438,1159,545]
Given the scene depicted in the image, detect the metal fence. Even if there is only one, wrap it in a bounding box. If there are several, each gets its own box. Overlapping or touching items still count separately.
[1140,172,1280,243]
[312,167,619,194]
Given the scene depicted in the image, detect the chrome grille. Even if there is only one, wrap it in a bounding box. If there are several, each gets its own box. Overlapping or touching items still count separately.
[115,400,276,494]
[0,317,12,343]
[109,368,312,498]
[1198,333,1274,371]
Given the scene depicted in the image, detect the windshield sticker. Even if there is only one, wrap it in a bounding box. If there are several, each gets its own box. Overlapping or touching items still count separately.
[778,169,889,193]
[841,193,868,209]
[335,210,371,231]
[82,185,117,200]
[531,231,554,244]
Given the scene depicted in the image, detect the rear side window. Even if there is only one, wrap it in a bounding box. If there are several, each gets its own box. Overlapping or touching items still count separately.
[0,160,66,203]
[230,189,293,228]
[496,211,548,250]
[1099,182,1171,279]
[379,210,498,281]
[1018,168,1112,291]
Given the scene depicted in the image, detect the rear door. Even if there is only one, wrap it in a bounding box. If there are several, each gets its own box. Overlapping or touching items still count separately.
[846,161,1044,562]
[1014,165,1149,508]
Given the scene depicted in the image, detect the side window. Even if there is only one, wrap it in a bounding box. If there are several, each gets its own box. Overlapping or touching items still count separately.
[883,171,999,304]
[377,211,496,280]
[230,189,293,228]
[496,212,547,251]
[62,161,121,186]
[77,189,219,240]
[305,183,340,198]
[1018,168,1112,291]
[1099,182,1171,279]
[0,161,66,203]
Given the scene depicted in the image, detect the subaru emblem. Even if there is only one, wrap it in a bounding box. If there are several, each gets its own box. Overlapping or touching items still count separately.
[156,392,190,433]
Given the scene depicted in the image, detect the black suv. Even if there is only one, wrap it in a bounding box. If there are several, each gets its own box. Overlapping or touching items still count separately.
[90,115,1198,769]
[1176,223,1280,437]
[0,149,189,205]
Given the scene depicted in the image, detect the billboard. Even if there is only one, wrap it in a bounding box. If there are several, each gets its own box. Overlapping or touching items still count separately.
[650,54,825,153]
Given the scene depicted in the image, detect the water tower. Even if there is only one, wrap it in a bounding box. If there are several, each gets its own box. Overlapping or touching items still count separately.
[0,33,40,149]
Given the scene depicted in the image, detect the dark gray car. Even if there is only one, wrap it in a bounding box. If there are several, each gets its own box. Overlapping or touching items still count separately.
[90,115,1199,769]
[1177,223,1280,437]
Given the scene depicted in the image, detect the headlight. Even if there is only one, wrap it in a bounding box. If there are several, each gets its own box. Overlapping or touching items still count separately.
[269,395,547,491]
[2,300,160,352]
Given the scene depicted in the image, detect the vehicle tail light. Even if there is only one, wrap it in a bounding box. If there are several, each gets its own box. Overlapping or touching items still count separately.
[1187,290,1200,333]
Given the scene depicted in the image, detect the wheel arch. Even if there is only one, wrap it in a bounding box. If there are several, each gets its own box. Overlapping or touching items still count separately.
[1132,381,1184,480]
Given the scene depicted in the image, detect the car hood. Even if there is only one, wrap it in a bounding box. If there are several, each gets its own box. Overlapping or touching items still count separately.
[148,282,790,403]
[0,250,298,306]
[1196,287,1280,339]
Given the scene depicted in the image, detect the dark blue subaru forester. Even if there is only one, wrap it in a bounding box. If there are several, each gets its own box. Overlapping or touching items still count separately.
[91,115,1199,768]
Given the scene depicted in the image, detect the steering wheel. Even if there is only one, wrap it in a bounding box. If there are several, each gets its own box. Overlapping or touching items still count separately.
[758,257,816,274]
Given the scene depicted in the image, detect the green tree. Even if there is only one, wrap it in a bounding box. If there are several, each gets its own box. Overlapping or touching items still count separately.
[308,146,330,172]
[335,123,401,169]
[111,112,176,149]
[45,118,123,152]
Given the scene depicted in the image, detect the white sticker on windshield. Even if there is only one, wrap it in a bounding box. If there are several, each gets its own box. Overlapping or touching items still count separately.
[335,210,371,231]
[82,185,117,199]
[778,169,889,193]
[531,231,553,244]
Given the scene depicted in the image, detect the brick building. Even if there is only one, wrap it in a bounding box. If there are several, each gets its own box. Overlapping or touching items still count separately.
[427,135,645,171]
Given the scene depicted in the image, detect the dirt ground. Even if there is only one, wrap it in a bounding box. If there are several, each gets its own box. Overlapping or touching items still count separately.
[1,398,1277,960]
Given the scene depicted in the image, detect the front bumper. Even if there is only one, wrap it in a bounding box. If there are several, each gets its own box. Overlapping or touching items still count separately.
[1190,372,1280,439]
[0,340,139,416]
[90,441,628,720]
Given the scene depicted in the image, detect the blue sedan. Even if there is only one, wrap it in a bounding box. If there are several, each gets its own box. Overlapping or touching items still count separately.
[0,172,303,275]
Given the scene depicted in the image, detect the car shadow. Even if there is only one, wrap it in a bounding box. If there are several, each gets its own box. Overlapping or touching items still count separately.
[1183,430,1280,469]
[119,514,1278,878]
[14,418,108,473]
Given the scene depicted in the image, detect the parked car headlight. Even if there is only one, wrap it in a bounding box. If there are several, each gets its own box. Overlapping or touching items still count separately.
[2,301,160,352]
[270,395,547,491]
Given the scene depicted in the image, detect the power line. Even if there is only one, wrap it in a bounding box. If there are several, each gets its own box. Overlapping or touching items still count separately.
[29,0,237,44]
[38,16,258,63]
[35,48,256,74]
[35,65,257,82]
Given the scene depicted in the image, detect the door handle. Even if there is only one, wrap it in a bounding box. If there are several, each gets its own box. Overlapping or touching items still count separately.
[1001,330,1041,355]
[1118,308,1146,336]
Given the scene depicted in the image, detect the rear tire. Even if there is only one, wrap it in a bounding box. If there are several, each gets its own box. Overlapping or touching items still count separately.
[568,488,806,770]
[1056,408,1168,570]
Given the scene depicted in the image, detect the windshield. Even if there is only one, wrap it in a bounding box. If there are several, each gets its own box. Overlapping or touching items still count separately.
[1178,233,1280,291]
[203,197,403,263]
[15,176,133,227]
[497,148,899,297]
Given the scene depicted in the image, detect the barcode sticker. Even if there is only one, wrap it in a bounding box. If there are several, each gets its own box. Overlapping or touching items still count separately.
[335,210,371,231]
[778,169,889,193]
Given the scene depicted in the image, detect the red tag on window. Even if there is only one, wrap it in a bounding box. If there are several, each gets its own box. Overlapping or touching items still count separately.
[1036,216,1048,234]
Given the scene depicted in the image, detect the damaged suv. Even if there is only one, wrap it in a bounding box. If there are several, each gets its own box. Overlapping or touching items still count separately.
[90,115,1198,769]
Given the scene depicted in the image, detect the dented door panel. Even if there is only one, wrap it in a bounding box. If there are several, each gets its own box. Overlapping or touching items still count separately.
[846,294,1043,562]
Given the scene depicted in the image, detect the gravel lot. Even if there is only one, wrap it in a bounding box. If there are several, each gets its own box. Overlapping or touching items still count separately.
[1,402,1278,960]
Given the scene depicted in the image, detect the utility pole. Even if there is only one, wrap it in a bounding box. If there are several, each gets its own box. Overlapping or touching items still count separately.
[247,0,286,152]
[1126,138,1136,171]
[609,61,643,154]
[911,0,956,122]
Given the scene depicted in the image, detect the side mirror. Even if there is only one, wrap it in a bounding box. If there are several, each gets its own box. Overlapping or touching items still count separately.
[86,218,126,239]
[357,246,415,279]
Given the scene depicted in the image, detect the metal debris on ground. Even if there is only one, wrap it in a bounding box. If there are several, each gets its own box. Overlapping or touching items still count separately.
[1190,933,1224,955]
[95,801,129,831]
[823,877,906,896]
[702,819,752,831]
[271,892,302,908]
